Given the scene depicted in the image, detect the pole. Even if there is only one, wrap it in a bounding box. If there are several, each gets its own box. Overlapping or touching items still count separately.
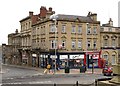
[54,19,57,74]
[92,62,94,74]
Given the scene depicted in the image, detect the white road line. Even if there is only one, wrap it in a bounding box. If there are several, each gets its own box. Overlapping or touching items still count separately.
[6,78,14,80]
[28,81,52,84]
[33,73,44,76]
[2,82,22,84]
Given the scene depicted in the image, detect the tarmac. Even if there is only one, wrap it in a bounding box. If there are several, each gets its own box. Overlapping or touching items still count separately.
[2,64,103,75]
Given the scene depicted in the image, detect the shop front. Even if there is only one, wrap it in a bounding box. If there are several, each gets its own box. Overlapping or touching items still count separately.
[39,52,86,69]
[85,52,100,68]
[39,54,48,68]
[32,54,37,67]
[22,54,28,65]
[69,55,84,69]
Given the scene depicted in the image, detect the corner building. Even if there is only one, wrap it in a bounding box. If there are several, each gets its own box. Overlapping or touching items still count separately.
[30,7,101,69]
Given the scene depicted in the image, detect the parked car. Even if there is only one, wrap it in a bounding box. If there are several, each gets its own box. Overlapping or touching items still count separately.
[102,66,113,76]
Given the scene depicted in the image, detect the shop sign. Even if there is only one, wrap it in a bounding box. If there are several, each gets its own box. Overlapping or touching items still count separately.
[22,54,27,59]
[60,55,68,59]
[70,55,84,59]
[32,54,37,57]
[50,55,57,59]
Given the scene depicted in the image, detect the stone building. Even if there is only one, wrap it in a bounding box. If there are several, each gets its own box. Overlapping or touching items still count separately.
[2,29,21,64]
[19,6,55,66]
[100,18,120,67]
[31,10,101,68]
[3,6,120,69]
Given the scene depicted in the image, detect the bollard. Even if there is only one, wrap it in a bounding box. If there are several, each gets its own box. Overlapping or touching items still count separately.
[54,83,56,86]
[76,81,79,86]
[95,79,97,86]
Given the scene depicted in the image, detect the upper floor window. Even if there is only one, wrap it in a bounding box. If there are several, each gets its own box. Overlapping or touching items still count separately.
[109,27,112,31]
[62,40,65,48]
[93,27,97,34]
[78,26,82,33]
[78,40,82,48]
[72,26,76,33]
[62,25,66,33]
[93,40,97,48]
[51,40,57,49]
[87,27,91,34]
[50,24,57,32]
[112,39,116,47]
[104,39,108,47]
[87,40,91,48]
[72,40,76,48]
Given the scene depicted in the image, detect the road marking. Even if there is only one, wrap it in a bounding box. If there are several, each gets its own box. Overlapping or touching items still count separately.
[33,73,44,76]
[2,82,22,84]
[6,78,14,80]
[28,81,52,84]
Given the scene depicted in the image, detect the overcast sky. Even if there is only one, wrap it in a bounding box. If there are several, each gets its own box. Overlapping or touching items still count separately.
[0,0,119,45]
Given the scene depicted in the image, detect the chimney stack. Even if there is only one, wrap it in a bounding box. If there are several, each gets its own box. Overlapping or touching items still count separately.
[87,12,97,21]
[49,7,52,12]
[40,6,47,18]
[29,11,33,16]
[109,18,113,26]
[15,29,18,33]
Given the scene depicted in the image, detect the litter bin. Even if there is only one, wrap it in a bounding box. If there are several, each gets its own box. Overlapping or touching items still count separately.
[65,66,70,73]
[80,66,85,73]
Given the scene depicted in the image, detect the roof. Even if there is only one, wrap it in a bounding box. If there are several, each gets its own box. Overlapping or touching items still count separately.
[56,14,96,23]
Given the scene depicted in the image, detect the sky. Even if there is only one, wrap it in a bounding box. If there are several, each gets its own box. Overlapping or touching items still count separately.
[0,0,119,45]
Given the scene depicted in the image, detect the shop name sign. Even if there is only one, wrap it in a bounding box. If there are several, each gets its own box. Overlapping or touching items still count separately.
[32,54,37,57]
[70,55,84,59]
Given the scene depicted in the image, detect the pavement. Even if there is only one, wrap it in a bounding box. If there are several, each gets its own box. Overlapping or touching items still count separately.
[2,64,102,75]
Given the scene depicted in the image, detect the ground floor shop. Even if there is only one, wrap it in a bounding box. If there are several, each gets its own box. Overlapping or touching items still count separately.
[39,51,102,69]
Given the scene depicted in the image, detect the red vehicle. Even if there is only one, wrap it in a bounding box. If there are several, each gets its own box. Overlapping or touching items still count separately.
[102,66,113,76]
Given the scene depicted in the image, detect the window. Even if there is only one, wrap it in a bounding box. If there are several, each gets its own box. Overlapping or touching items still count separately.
[87,40,91,48]
[72,40,75,48]
[112,39,116,47]
[78,40,82,48]
[50,24,56,32]
[93,27,97,34]
[78,26,82,33]
[51,40,57,49]
[103,54,108,64]
[62,25,66,33]
[72,26,76,33]
[104,39,108,47]
[93,40,97,48]
[109,27,112,31]
[112,55,115,65]
[87,27,91,34]
[62,40,65,48]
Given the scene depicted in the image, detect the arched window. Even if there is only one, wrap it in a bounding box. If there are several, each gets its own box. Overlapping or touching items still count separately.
[112,54,116,65]
[103,52,109,65]
[103,35,109,47]
[111,52,117,65]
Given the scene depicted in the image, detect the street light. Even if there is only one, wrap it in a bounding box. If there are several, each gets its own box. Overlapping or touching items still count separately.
[50,14,58,74]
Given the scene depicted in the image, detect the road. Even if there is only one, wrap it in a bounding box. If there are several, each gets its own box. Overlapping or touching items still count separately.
[1,65,111,86]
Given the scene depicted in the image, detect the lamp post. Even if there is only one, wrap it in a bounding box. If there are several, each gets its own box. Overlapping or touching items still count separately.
[50,14,58,74]
[85,23,89,69]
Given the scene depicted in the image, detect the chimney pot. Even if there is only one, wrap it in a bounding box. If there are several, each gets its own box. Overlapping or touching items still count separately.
[49,7,52,11]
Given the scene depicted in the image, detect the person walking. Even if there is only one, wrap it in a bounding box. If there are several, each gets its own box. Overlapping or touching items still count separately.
[44,64,51,74]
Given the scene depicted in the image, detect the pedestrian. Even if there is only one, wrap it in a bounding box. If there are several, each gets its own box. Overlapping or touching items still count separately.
[44,64,51,74]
